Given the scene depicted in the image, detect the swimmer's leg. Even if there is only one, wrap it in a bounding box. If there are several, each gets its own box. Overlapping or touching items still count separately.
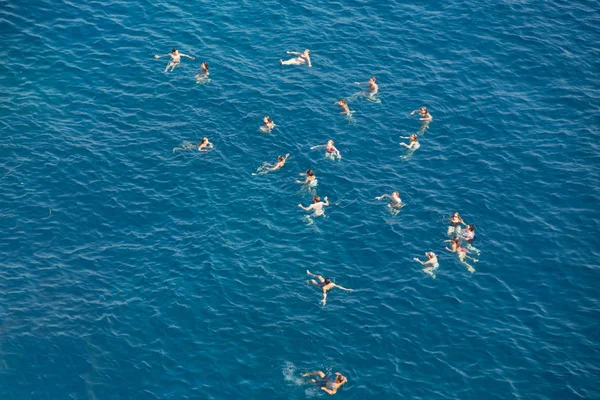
[302,371,326,378]
[458,254,475,273]
[423,267,436,279]
[455,226,462,235]
[447,226,455,236]
[466,243,480,255]
[307,270,325,283]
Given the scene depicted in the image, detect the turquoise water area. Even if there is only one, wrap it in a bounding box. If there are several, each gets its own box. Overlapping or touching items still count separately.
[1,0,599,399]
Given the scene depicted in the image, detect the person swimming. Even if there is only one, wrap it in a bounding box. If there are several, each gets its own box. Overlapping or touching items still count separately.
[400,134,420,150]
[306,270,352,305]
[154,48,195,72]
[254,154,290,175]
[355,76,379,97]
[261,116,276,133]
[445,236,477,273]
[447,212,466,235]
[280,49,312,67]
[376,191,403,209]
[195,61,209,81]
[198,137,213,152]
[335,98,350,115]
[461,224,481,255]
[411,106,433,121]
[296,169,318,187]
[298,195,329,217]
[414,251,439,279]
[301,371,348,395]
[311,140,341,160]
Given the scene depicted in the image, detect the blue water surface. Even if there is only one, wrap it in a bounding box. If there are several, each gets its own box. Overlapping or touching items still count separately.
[1,0,599,399]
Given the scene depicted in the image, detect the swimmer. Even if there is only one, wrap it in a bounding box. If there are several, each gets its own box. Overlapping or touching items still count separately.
[335,98,350,115]
[376,191,403,209]
[296,169,318,187]
[410,106,433,121]
[261,116,276,133]
[154,48,195,72]
[311,140,341,160]
[254,154,290,175]
[461,224,481,255]
[280,49,312,67]
[298,195,329,217]
[195,61,209,81]
[399,134,420,150]
[445,236,477,273]
[355,76,379,97]
[197,137,213,152]
[306,270,352,305]
[301,371,348,395]
[414,252,439,279]
[447,212,466,235]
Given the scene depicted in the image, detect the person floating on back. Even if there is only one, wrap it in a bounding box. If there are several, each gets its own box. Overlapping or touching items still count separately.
[306,270,352,305]
[280,49,312,67]
[253,154,289,175]
[155,48,195,72]
[301,371,348,395]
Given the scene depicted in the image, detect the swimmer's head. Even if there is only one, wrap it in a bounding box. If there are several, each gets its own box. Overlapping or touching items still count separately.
[201,137,208,144]
[172,48,178,54]
[201,62,209,70]
[453,212,460,217]
[421,107,428,113]
[323,278,331,285]
[393,191,400,197]
[467,224,475,231]
[340,98,346,104]
[304,49,310,54]
[410,134,418,141]
[313,195,320,203]
[370,76,376,82]
[335,374,345,383]
[306,169,314,176]
[264,116,272,124]
[327,140,334,146]
[451,237,460,245]
[426,252,436,258]
[278,155,285,162]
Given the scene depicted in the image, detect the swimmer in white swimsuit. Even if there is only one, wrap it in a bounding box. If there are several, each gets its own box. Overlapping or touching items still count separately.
[280,49,312,67]
[376,191,402,209]
[155,48,195,72]
[414,251,439,279]
[400,134,420,150]
[311,140,341,160]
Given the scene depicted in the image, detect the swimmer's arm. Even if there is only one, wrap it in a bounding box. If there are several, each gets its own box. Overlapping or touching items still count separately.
[284,153,290,160]
[310,145,325,150]
[286,51,301,55]
[155,53,171,58]
[445,247,455,252]
[323,196,329,206]
[321,387,336,395]
[180,53,195,60]
[413,258,425,265]
[375,194,390,200]
[298,204,313,211]
[307,57,312,67]
[400,143,410,148]
[410,109,420,115]
[321,289,327,305]
[334,284,352,291]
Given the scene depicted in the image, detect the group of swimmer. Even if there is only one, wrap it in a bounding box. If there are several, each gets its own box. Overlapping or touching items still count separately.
[413,212,481,279]
[157,46,479,395]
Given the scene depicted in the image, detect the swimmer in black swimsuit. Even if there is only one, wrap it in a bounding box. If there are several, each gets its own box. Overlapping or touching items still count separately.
[307,270,352,305]
[302,371,348,395]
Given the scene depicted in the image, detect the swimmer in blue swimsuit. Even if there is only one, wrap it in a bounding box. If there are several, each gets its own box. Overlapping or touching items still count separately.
[301,371,348,395]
